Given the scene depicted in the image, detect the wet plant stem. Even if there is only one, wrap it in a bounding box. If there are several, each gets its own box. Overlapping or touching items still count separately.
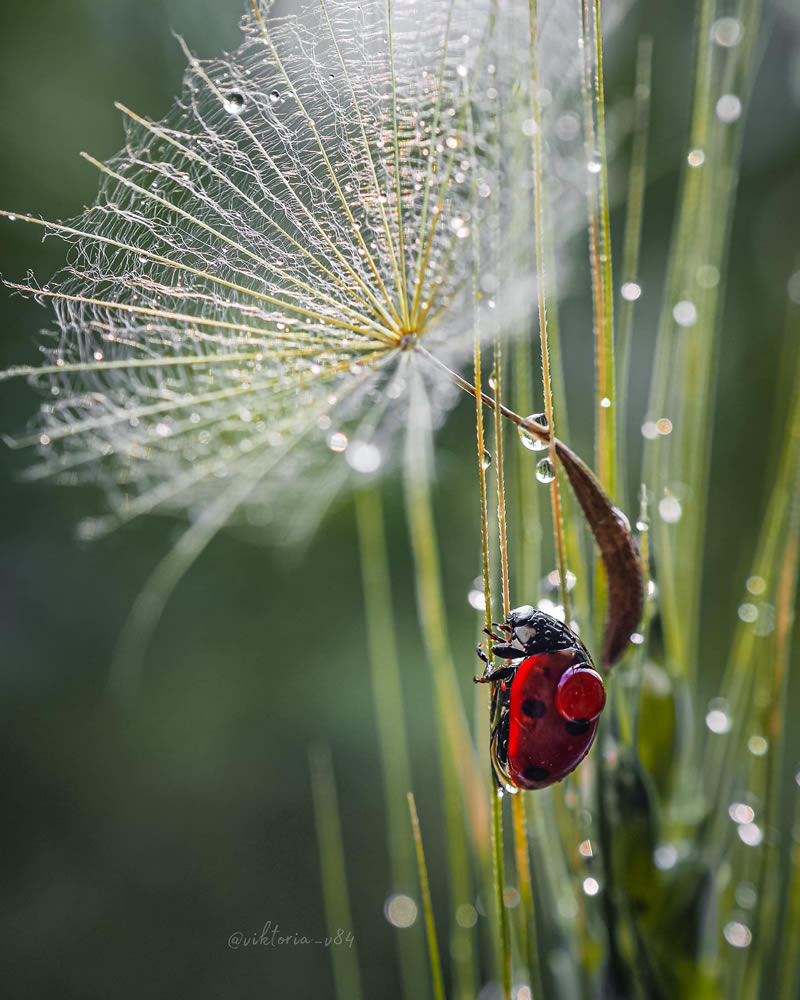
[529,0,570,620]
[472,222,511,998]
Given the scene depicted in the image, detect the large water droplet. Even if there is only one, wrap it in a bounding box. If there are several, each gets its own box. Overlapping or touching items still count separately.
[481,448,492,470]
[535,458,555,484]
[582,877,600,897]
[518,413,548,451]
[223,92,246,115]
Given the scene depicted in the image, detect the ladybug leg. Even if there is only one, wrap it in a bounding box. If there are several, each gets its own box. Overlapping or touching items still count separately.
[483,626,508,643]
[490,642,525,661]
[473,650,515,685]
[476,642,491,666]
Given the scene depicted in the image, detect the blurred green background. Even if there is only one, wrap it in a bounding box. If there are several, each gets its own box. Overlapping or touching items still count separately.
[1,1,799,996]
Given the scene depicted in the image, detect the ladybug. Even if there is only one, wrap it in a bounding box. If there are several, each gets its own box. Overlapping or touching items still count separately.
[475,605,606,790]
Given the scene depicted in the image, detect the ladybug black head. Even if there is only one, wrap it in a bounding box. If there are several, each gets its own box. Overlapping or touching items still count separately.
[501,606,583,658]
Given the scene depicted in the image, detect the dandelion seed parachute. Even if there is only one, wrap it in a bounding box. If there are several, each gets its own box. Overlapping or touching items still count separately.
[2,0,623,682]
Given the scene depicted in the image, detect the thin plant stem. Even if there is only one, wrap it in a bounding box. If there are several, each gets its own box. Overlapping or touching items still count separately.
[512,794,545,998]
[404,365,482,1000]
[309,745,364,1000]
[493,324,543,997]
[529,0,571,620]
[616,36,652,511]
[355,487,429,1000]
[469,90,512,1000]
[408,793,446,1000]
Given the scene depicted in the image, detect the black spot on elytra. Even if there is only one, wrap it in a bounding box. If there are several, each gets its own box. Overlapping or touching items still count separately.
[565,719,591,735]
[523,765,550,783]
[521,698,547,719]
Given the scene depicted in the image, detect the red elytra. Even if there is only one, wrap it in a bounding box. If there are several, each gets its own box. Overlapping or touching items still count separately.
[506,649,605,790]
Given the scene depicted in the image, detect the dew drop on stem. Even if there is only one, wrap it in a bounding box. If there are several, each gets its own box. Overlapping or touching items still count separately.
[518,413,548,451]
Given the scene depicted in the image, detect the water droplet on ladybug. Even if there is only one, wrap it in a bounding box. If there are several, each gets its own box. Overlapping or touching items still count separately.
[556,666,606,722]
[535,457,555,484]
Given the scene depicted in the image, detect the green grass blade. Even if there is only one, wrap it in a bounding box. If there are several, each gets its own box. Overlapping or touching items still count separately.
[616,35,652,511]
[408,793,447,1000]
[355,486,429,1000]
[309,745,364,1000]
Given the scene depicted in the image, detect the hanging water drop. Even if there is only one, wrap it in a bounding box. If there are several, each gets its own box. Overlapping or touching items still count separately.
[535,458,555,484]
[481,448,492,470]
[518,413,548,451]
